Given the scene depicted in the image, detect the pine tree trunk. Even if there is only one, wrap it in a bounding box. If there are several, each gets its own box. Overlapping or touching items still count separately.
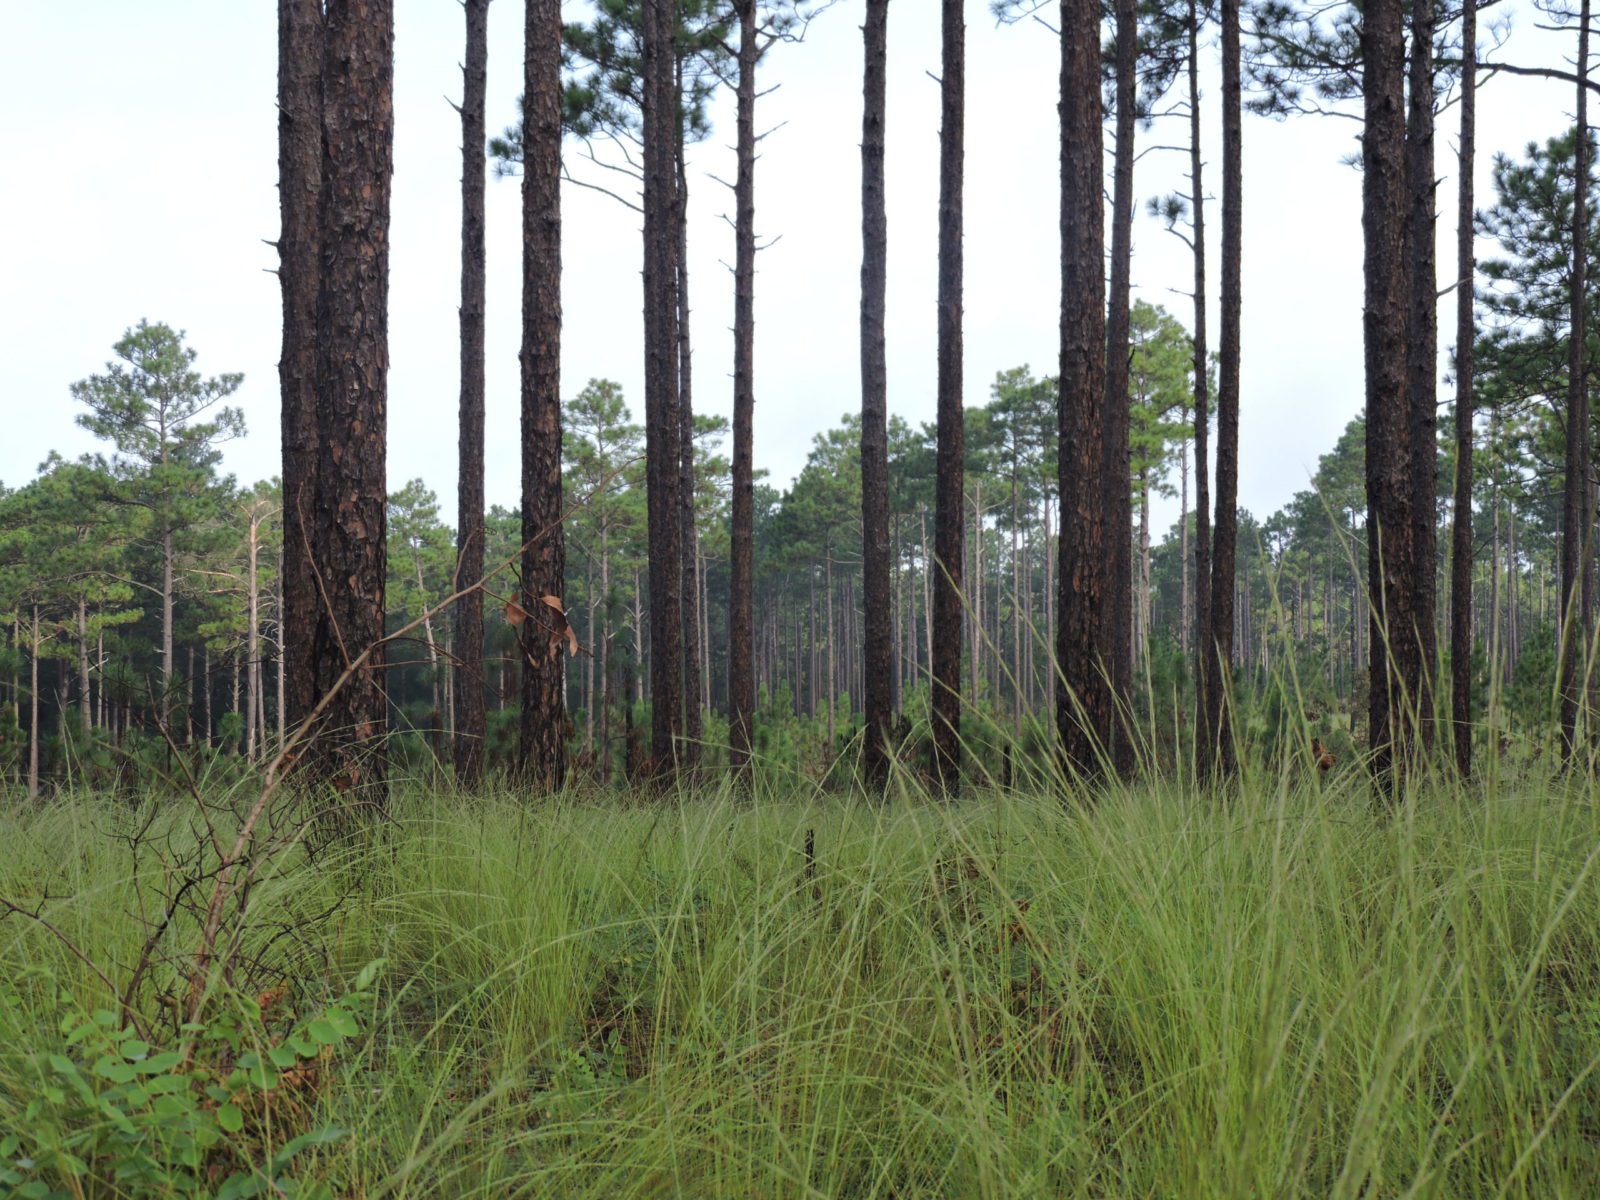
[28,607,39,800]
[278,0,322,742]
[932,0,965,793]
[520,0,567,791]
[1106,0,1137,774]
[727,0,759,775]
[1186,0,1213,774]
[246,514,261,762]
[1362,0,1414,789]
[1058,0,1110,776]
[1407,0,1439,746]
[77,599,92,737]
[308,0,393,803]
[1560,0,1593,757]
[860,0,893,788]
[1208,0,1242,778]
[677,110,703,769]
[454,0,489,788]
[643,0,683,777]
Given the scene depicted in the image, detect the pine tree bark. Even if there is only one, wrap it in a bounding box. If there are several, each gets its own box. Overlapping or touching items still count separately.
[308,0,393,802]
[1187,0,1212,774]
[1057,0,1110,776]
[1105,0,1137,774]
[520,0,566,792]
[860,0,892,790]
[1560,0,1592,759]
[677,113,703,769]
[1450,0,1476,777]
[1407,0,1439,748]
[932,0,965,794]
[644,0,684,776]
[1206,0,1242,778]
[454,0,489,788]
[1362,0,1414,789]
[278,0,322,742]
[727,0,759,776]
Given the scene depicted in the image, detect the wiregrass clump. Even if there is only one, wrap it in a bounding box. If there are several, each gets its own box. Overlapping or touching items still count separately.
[1,775,1598,1197]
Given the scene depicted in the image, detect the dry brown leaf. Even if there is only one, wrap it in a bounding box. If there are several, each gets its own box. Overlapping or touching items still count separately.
[539,595,579,659]
[504,599,529,626]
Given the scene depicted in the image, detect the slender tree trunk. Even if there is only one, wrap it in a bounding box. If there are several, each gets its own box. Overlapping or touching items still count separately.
[1180,432,1191,656]
[1362,0,1413,789]
[77,599,91,738]
[1058,0,1110,776]
[728,0,759,776]
[932,0,965,793]
[644,0,684,777]
[1407,0,1439,748]
[677,107,703,768]
[1561,0,1593,758]
[454,0,489,788]
[28,607,39,800]
[520,0,566,791]
[308,0,393,801]
[1187,0,1213,774]
[1106,0,1137,773]
[1207,0,1242,777]
[860,0,893,789]
[278,0,322,742]
[246,515,261,762]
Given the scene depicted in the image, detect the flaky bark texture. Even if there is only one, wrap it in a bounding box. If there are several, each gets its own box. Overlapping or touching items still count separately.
[1362,0,1414,789]
[676,105,703,769]
[644,0,684,775]
[932,0,965,794]
[308,0,393,803]
[1450,0,1476,777]
[1105,0,1137,776]
[860,0,893,791]
[520,0,566,792]
[1057,0,1110,777]
[1206,0,1241,778]
[1560,0,1593,759]
[278,0,321,740]
[1407,0,1439,748]
[728,0,760,776]
[454,0,489,788]
[1186,0,1213,778]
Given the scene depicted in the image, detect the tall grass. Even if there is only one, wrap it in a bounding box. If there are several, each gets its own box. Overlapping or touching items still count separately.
[3,771,1599,1197]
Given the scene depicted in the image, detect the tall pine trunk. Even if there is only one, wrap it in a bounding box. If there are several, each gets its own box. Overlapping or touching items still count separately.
[1450,0,1476,776]
[1407,0,1439,746]
[454,0,489,787]
[860,0,893,789]
[308,0,393,801]
[1560,0,1593,758]
[1105,0,1137,774]
[932,0,965,793]
[1361,0,1413,789]
[1207,0,1242,777]
[677,110,703,768]
[728,0,759,775]
[278,0,321,743]
[520,0,567,791]
[644,0,684,776]
[1057,0,1110,775]
[1187,0,1213,776]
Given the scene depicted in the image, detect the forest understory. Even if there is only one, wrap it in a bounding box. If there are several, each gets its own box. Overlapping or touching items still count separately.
[2,768,1599,1198]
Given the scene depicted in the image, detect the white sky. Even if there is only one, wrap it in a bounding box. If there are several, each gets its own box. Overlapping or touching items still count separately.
[0,0,1579,537]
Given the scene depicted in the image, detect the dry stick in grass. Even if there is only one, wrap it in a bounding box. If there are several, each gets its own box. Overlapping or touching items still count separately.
[185,460,637,1026]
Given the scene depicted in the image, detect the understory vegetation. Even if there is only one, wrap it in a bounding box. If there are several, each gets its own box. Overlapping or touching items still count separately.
[2,771,1598,1198]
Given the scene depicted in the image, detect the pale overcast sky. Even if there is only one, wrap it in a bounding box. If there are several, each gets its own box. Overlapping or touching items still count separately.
[0,0,1577,536]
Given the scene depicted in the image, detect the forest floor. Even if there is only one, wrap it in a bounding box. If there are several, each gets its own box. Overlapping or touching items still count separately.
[1,774,1598,1198]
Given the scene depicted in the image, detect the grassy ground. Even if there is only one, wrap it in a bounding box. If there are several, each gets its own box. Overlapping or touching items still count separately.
[2,771,1599,1198]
